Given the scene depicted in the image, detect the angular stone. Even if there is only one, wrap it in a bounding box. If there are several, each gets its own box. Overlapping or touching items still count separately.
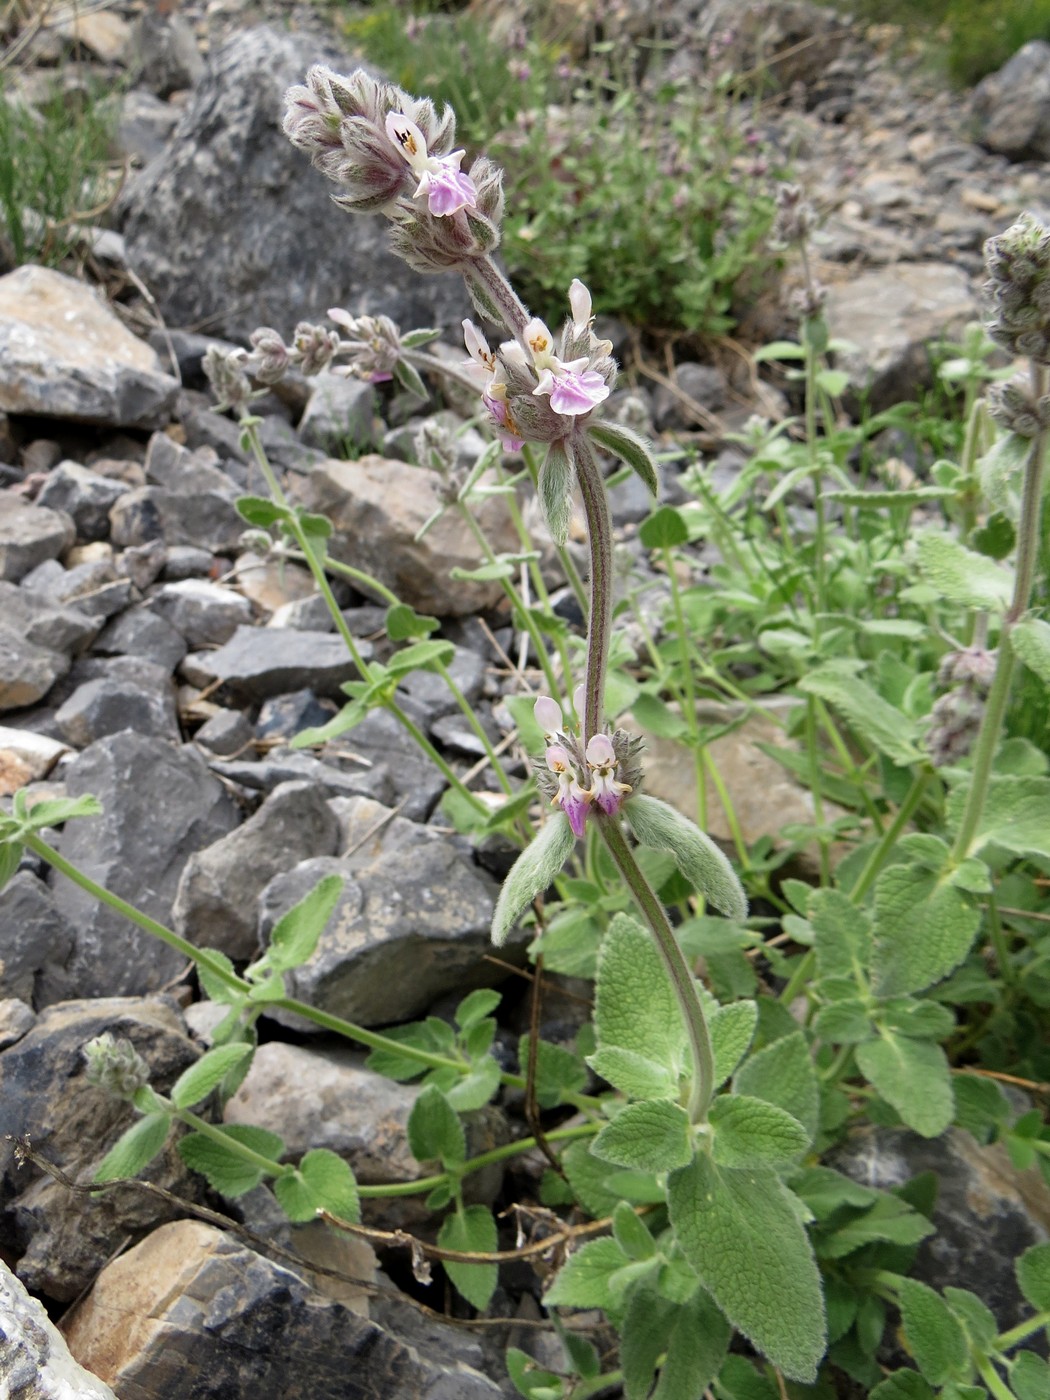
[823,263,976,412]
[117,89,179,166]
[109,485,244,554]
[52,732,239,996]
[0,727,69,794]
[323,707,448,821]
[189,625,364,702]
[129,11,203,97]
[173,780,341,960]
[974,41,1050,162]
[0,998,202,1299]
[64,1219,505,1399]
[0,493,75,582]
[0,631,69,711]
[298,374,377,455]
[34,462,128,543]
[236,550,317,614]
[92,606,188,672]
[297,455,518,617]
[261,809,505,1027]
[0,266,178,428]
[144,433,237,497]
[21,558,133,621]
[0,999,35,1049]
[0,579,98,655]
[396,643,487,727]
[151,579,253,647]
[0,1258,117,1399]
[118,27,468,346]
[55,674,180,748]
[205,748,394,805]
[192,707,253,757]
[0,871,76,1007]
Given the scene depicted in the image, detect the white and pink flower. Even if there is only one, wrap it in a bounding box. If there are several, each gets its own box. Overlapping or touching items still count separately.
[385,112,477,217]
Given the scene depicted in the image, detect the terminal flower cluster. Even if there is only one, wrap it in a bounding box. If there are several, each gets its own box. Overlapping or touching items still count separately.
[533,695,640,838]
[462,279,615,448]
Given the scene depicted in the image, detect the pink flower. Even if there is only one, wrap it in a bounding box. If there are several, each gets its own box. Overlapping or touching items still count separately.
[524,313,610,418]
[586,733,631,816]
[483,386,525,452]
[385,112,477,217]
[546,369,610,416]
[546,744,592,839]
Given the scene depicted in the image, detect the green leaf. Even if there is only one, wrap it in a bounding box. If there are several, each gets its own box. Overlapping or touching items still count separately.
[170,1043,253,1109]
[1011,1351,1050,1400]
[914,529,1013,610]
[505,1347,563,1400]
[593,1100,693,1172]
[754,340,805,361]
[733,1032,819,1146]
[667,1154,826,1382]
[612,1201,656,1261]
[817,1193,936,1258]
[1017,1241,1050,1310]
[492,813,575,946]
[790,1166,880,1218]
[589,419,660,497]
[19,794,103,832]
[1013,616,1050,685]
[539,440,574,545]
[808,887,872,981]
[393,356,428,398]
[826,487,955,508]
[943,1288,997,1350]
[94,1112,171,1183]
[708,1001,758,1088]
[971,509,1016,560]
[235,494,288,527]
[177,1123,284,1197]
[438,1204,498,1310]
[400,327,441,349]
[897,1278,966,1385]
[949,775,1050,861]
[815,368,850,396]
[709,1094,810,1168]
[625,795,747,920]
[545,1236,629,1312]
[455,988,501,1030]
[195,948,242,1006]
[265,874,343,974]
[594,914,686,1078]
[651,1287,732,1400]
[519,1034,588,1109]
[639,505,689,550]
[798,664,922,766]
[631,692,688,739]
[444,1054,501,1112]
[385,603,439,641]
[560,1140,626,1218]
[289,694,372,748]
[871,842,981,997]
[274,1148,358,1224]
[855,1034,953,1138]
[869,1372,936,1400]
[0,838,23,891]
[386,639,456,677]
[407,1084,465,1167]
[588,1046,677,1100]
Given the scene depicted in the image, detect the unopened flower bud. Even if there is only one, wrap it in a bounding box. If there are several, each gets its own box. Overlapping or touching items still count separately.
[984,212,1050,365]
[291,321,340,376]
[203,345,253,417]
[534,695,563,736]
[83,1034,151,1100]
[986,376,1050,439]
[771,184,816,247]
[247,327,291,385]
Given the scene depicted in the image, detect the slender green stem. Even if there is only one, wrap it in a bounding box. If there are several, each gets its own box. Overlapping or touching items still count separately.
[242,418,290,508]
[403,347,485,397]
[177,1103,289,1177]
[973,1352,1019,1400]
[385,696,490,816]
[804,697,832,885]
[597,814,715,1123]
[995,1309,1050,1351]
[848,768,931,903]
[951,365,1048,861]
[503,485,576,686]
[778,950,815,1007]
[702,750,748,867]
[569,1368,624,1400]
[572,431,614,743]
[294,526,374,679]
[301,552,399,606]
[435,660,515,798]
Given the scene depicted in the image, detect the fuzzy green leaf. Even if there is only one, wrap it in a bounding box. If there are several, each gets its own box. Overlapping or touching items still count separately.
[277,1147,359,1223]
[612,1202,656,1261]
[170,1043,253,1109]
[589,418,659,496]
[621,1285,731,1400]
[855,1034,954,1138]
[871,845,981,997]
[587,1046,677,1100]
[668,1154,826,1382]
[869,1374,936,1400]
[915,529,1013,610]
[639,505,689,549]
[625,795,747,919]
[455,988,501,1030]
[733,1032,819,1145]
[898,1278,967,1385]
[444,1054,501,1112]
[818,1193,936,1258]
[519,1034,587,1109]
[1017,1241,1050,1311]
[948,775,1050,861]
[393,355,427,398]
[1013,616,1050,685]
[808,887,872,982]
[539,440,574,545]
[94,1112,171,1183]
[709,1094,810,1168]
[943,1288,997,1350]
[407,1084,465,1167]
[491,813,575,946]
[236,494,288,527]
[265,874,343,974]
[594,913,686,1077]
[439,1204,498,1310]
[1011,1352,1050,1400]
[560,1140,626,1219]
[177,1123,284,1197]
[195,949,242,1007]
[545,1236,629,1312]
[385,603,439,641]
[593,1100,694,1172]
[798,664,922,766]
[708,1001,758,1088]
[386,639,456,677]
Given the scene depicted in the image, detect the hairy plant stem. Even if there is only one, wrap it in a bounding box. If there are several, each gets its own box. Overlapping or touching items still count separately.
[848,768,931,903]
[950,361,1049,863]
[572,430,614,744]
[995,1309,1050,1351]
[597,814,715,1123]
[464,254,531,340]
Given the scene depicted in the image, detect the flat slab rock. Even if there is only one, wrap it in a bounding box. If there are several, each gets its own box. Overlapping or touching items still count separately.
[1,1258,117,1399]
[0,266,178,429]
[63,1219,508,1399]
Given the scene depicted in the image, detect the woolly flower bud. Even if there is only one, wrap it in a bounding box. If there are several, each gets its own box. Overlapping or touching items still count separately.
[936,647,997,695]
[984,212,1050,365]
[986,376,1050,439]
[415,417,458,484]
[291,321,341,377]
[771,183,816,247]
[83,1033,151,1099]
[328,309,401,383]
[247,327,291,385]
[926,690,985,768]
[203,345,253,416]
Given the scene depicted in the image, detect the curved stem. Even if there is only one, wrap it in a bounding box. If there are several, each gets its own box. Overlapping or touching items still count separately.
[463,254,531,339]
[596,814,715,1123]
[572,431,614,744]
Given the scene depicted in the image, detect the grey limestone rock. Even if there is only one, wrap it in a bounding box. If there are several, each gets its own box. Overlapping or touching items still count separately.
[0,579,98,655]
[109,483,244,554]
[298,374,378,455]
[1,1257,117,1399]
[21,558,134,621]
[0,871,76,1008]
[0,631,70,712]
[34,462,129,543]
[189,624,364,702]
[151,578,253,648]
[0,493,75,583]
[55,673,181,748]
[193,706,254,757]
[143,433,237,496]
[974,41,1050,163]
[0,266,178,429]
[118,27,468,345]
[173,779,341,960]
[92,606,188,671]
[52,731,239,996]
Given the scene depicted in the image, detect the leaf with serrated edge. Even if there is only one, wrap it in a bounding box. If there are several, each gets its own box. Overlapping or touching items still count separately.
[948,775,1050,862]
[915,529,1013,610]
[592,1100,693,1172]
[798,665,922,766]
[1013,617,1050,685]
[406,1084,465,1167]
[266,874,343,973]
[588,1046,677,1100]
[652,1286,732,1400]
[439,1204,498,1310]
[595,914,686,1077]
[1017,1241,1050,1311]
[733,1032,819,1145]
[856,1034,953,1138]
[626,796,748,919]
[808,887,872,982]
[709,1094,809,1168]
[298,1147,359,1222]
[545,1236,629,1312]
[869,1374,936,1400]
[668,1154,826,1382]
[94,1112,171,1183]
[872,847,981,998]
[709,1001,758,1088]
[177,1124,282,1197]
[491,813,575,946]
[170,1043,253,1109]
[561,1140,625,1218]
[898,1278,967,1386]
